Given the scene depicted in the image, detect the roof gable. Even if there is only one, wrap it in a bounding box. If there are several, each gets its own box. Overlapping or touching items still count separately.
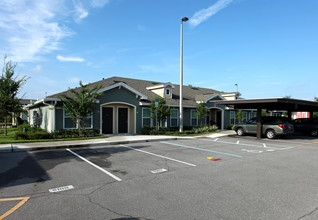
[98,82,148,100]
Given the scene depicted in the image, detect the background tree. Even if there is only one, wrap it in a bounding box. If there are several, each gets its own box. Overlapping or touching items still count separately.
[314,97,318,118]
[0,56,27,136]
[150,97,170,129]
[196,103,208,126]
[235,109,244,123]
[58,81,102,136]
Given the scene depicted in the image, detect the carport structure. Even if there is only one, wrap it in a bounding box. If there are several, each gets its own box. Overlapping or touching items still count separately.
[215,98,318,139]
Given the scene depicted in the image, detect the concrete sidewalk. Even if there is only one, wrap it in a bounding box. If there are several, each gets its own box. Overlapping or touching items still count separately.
[0,130,236,152]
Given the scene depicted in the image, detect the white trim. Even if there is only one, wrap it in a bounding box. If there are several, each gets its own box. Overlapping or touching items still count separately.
[204,94,225,103]
[98,82,148,100]
[25,97,60,109]
[63,110,93,129]
[208,107,224,130]
[100,102,136,134]
[100,105,115,134]
[146,82,175,90]
[142,107,152,127]
[190,109,198,126]
[117,107,129,134]
[170,109,179,127]
[166,88,171,96]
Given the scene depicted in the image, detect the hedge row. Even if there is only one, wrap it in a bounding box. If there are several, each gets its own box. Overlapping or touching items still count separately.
[141,125,218,135]
[15,124,100,140]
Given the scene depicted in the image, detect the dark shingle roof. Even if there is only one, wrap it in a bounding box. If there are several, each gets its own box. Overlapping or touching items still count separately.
[48,76,226,106]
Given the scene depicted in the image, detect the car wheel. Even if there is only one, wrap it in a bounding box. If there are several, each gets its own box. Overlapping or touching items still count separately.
[237,128,245,136]
[266,129,276,139]
[310,130,318,137]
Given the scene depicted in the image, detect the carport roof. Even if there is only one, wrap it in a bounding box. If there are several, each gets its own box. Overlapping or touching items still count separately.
[215,98,318,111]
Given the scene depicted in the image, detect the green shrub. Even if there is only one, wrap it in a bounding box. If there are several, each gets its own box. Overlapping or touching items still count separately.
[15,130,52,140]
[226,124,235,130]
[141,125,217,135]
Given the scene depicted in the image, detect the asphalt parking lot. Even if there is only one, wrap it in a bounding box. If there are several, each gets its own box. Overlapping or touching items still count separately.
[2,135,318,220]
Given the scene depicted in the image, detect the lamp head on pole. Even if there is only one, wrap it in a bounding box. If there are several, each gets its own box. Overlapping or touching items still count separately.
[181,17,189,22]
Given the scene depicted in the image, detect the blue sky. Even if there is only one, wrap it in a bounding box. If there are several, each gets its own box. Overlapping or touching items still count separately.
[0,0,317,101]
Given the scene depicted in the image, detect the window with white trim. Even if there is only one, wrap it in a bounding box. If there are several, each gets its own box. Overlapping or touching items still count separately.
[191,110,198,126]
[166,88,171,96]
[230,111,235,124]
[64,110,93,129]
[170,109,179,127]
[142,108,152,126]
[250,112,257,119]
[243,111,248,121]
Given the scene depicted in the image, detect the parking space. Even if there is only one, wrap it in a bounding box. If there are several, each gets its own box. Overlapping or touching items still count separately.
[2,136,318,219]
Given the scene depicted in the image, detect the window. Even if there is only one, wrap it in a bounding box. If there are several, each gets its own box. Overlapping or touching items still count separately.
[64,110,93,129]
[272,112,281,117]
[243,111,247,121]
[250,112,257,119]
[170,109,178,127]
[166,88,171,96]
[64,110,76,129]
[191,110,198,126]
[142,108,152,126]
[230,111,235,124]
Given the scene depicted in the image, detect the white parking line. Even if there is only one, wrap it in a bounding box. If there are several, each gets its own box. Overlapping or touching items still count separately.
[199,138,282,150]
[120,145,197,167]
[66,148,122,182]
[161,142,243,158]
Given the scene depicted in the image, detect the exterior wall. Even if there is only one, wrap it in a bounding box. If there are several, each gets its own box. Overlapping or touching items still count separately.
[29,105,54,132]
[150,88,165,98]
[55,108,64,130]
[96,87,142,133]
[100,103,135,133]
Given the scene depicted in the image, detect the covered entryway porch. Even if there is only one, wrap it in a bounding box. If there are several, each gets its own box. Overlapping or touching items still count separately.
[207,107,224,130]
[100,102,136,135]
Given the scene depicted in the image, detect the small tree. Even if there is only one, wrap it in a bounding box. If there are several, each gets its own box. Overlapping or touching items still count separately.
[196,103,208,126]
[0,56,27,136]
[235,109,244,123]
[58,81,102,136]
[150,97,170,129]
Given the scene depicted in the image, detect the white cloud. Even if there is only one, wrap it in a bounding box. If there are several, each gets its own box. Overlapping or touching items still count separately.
[0,0,110,62]
[57,55,85,62]
[90,0,110,8]
[32,65,42,73]
[189,0,234,27]
[73,1,89,22]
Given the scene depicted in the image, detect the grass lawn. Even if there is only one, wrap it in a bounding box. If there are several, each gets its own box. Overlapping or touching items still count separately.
[0,127,108,144]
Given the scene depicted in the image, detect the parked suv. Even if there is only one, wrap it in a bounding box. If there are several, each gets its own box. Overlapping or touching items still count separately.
[235,116,294,139]
[293,118,318,137]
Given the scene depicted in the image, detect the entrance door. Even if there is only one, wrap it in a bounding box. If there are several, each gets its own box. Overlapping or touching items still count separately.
[118,108,128,133]
[216,111,222,129]
[102,107,113,134]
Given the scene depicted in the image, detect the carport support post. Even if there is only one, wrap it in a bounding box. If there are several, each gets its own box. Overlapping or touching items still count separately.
[257,108,262,140]
[288,110,292,120]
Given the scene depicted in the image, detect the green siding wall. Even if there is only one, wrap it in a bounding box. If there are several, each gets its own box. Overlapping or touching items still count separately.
[95,87,142,133]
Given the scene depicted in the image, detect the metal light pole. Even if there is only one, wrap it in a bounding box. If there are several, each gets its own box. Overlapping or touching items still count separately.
[179,17,188,133]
